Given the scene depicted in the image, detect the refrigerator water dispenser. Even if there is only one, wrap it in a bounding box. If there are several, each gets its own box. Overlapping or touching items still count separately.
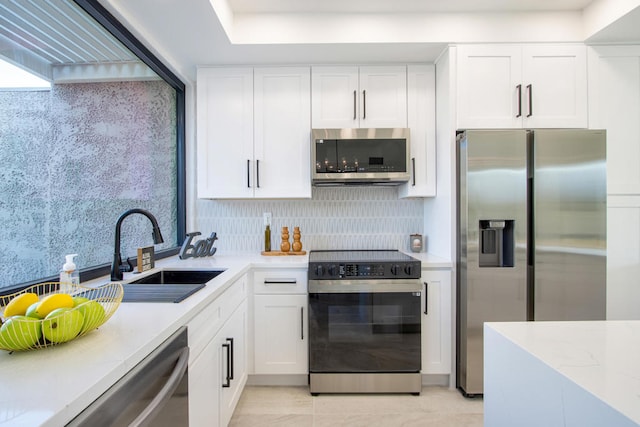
[479,220,514,267]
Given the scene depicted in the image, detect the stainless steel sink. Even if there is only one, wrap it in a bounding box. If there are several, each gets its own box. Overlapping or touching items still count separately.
[122,269,226,303]
[128,269,225,285]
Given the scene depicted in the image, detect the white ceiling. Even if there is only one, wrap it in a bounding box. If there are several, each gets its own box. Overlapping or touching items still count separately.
[98,0,640,83]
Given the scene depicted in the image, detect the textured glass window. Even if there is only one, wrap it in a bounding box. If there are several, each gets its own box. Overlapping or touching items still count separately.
[0,1,183,289]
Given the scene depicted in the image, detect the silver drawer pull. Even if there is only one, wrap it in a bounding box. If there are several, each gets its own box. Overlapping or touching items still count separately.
[264,279,297,285]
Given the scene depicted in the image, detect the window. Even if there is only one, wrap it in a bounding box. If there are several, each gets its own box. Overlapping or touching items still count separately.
[0,0,185,291]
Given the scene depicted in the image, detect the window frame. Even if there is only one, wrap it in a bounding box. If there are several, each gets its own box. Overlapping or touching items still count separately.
[2,0,187,293]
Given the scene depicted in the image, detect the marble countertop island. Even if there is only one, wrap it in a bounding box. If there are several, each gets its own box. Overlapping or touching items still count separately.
[484,321,640,427]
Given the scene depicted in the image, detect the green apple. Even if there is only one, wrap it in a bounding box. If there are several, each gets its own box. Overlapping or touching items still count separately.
[25,302,43,319]
[42,308,84,344]
[76,301,106,333]
[72,296,90,307]
[0,315,42,350]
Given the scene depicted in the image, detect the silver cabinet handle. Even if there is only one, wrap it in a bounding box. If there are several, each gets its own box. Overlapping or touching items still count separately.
[353,90,357,120]
[256,159,260,188]
[362,90,366,119]
[516,84,522,118]
[128,347,189,427]
[411,157,416,186]
[263,279,297,284]
[301,306,304,340]
[526,84,532,117]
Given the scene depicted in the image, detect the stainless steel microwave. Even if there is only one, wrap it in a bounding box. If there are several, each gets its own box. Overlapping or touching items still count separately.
[311,128,411,186]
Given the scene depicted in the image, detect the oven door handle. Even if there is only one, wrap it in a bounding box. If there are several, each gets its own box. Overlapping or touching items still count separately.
[127,347,189,427]
[423,281,428,315]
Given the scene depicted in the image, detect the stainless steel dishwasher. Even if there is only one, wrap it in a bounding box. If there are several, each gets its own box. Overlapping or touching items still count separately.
[67,327,189,427]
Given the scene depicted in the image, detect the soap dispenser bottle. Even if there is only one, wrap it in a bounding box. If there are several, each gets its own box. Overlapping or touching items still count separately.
[60,254,79,285]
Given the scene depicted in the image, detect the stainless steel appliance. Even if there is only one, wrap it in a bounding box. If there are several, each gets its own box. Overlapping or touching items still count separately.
[67,327,189,427]
[311,128,410,185]
[308,250,422,394]
[457,129,607,396]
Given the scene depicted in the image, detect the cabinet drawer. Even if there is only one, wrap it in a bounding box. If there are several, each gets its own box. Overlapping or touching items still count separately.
[188,275,247,361]
[253,269,307,294]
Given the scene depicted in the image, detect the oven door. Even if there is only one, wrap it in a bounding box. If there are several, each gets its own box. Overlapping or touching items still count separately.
[308,291,421,373]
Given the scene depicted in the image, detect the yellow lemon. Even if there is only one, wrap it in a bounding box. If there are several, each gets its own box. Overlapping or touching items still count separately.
[3,293,39,318]
[35,294,74,318]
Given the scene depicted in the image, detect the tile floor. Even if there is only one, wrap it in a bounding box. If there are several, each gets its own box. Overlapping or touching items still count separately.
[230,386,483,426]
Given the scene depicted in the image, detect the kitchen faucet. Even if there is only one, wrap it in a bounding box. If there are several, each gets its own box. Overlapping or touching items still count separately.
[111,208,164,281]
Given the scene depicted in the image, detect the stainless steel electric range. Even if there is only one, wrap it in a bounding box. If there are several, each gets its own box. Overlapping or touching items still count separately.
[308,249,422,395]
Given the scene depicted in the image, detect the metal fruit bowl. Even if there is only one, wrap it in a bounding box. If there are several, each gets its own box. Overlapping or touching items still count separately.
[0,282,123,352]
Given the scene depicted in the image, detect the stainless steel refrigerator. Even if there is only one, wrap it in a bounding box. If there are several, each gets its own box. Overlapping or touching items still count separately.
[456,129,606,396]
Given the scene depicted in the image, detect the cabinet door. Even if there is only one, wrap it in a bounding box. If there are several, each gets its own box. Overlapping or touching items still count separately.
[456,45,523,129]
[311,66,359,128]
[359,66,408,128]
[219,301,247,427]
[400,65,436,198]
[588,45,640,195]
[588,45,640,321]
[254,294,308,374]
[522,45,587,128]
[197,67,254,198]
[254,67,311,198]
[189,336,221,427]
[420,269,452,375]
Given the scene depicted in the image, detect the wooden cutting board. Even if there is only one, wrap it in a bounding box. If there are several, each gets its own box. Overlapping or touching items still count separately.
[261,250,307,256]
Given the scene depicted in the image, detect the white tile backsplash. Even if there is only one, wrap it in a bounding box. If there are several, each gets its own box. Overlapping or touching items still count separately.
[195,187,423,253]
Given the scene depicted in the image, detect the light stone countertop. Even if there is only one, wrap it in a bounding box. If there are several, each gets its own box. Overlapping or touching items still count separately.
[0,251,450,426]
[485,320,640,426]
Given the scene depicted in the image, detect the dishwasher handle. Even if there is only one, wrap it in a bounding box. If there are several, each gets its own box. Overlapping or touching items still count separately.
[128,347,189,427]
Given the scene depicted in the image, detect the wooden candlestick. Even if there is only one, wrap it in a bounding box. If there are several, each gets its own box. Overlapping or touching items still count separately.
[280,226,291,252]
[292,226,302,252]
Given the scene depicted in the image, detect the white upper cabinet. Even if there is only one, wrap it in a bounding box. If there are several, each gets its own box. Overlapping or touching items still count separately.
[588,45,640,195]
[197,67,311,199]
[312,66,407,128]
[456,44,587,129]
[197,67,254,199]
[399,65,436,198]
[254,67,311,198]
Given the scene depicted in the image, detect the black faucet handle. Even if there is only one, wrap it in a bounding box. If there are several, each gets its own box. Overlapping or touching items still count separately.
[120,257,135,273]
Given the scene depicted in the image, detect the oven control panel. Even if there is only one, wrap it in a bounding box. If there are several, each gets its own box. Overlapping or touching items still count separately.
[309,261,420,280]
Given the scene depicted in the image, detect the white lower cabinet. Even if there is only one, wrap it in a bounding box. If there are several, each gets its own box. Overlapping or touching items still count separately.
[252,269,308,375]
[188,275,247,427]
[189,331,222,427]
[254,294,308,374]
[420,269,452,375]
[218,302,247,426]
